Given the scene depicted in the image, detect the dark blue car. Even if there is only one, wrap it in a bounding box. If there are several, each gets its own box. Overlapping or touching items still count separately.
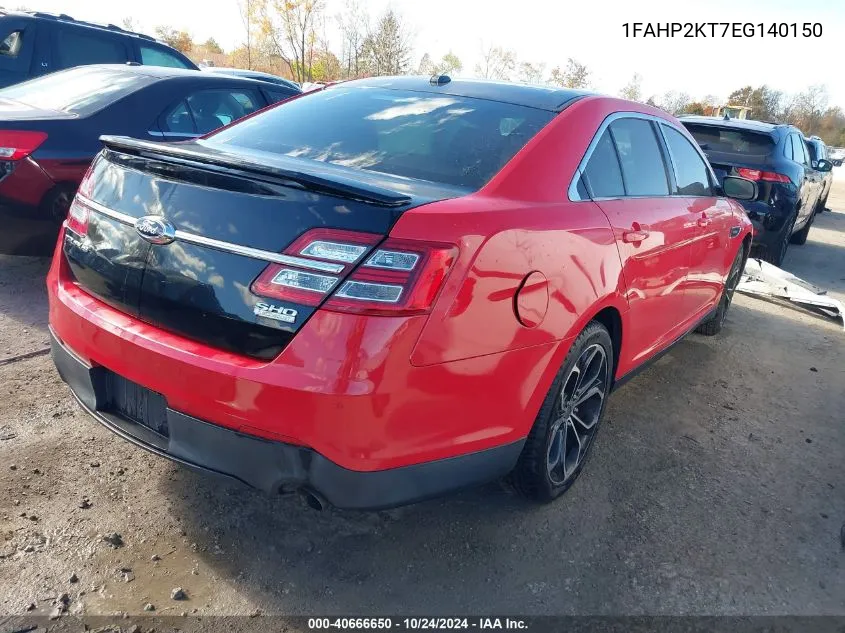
[0,64,300,255]
[681,116,832,266]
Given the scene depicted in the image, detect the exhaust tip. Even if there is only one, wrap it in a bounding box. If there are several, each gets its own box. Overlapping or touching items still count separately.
[299,489,327,511]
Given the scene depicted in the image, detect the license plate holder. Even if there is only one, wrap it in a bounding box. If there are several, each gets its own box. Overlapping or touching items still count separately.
[99,370,169,437]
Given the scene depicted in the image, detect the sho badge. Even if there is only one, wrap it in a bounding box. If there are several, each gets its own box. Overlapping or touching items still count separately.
[254,301,297,324]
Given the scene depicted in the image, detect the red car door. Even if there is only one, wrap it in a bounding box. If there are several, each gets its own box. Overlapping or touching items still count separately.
[580,116,697,368]
[659,123,734,316]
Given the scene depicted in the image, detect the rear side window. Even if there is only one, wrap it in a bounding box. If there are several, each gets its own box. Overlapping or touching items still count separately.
[264,87,298,104]
[0,30,23,57]
[683,123,775,159]
[662,125,713,196]
[201,86,555,190]
[790,135,809,165]
[140,44,192,69]
[161,100,196,134]
[185,89,263,134]
[582,129,624,198]
[798,137,810,165]
[0,66,153,115]
[609,118,669,196]
[55,28,129,68]
[784,135,795,160]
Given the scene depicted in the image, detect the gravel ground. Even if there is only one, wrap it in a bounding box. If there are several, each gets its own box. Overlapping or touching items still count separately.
[0,176,844,619]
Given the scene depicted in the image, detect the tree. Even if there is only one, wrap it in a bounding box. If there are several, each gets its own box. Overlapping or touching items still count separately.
[727,85,782,121]
[794,84,829,133]
[238,0,262,70]
[154,27,193,53]
[259,0,324,83]
[684,102,707,115]
[655,91,691,116]
[361,8,412,76]
[121,17,138,32]
[417,52,433,75]
[517,61,545,84]
[474,44,516,81]
[202,37,224,54]
[619,73,642,101]
[727,86,753,106]
[420,51,461,76]
[548,58,590,89]
[336,0,369,79]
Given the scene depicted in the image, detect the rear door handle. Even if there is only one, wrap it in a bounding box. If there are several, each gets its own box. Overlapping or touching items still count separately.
[621,223,650,243]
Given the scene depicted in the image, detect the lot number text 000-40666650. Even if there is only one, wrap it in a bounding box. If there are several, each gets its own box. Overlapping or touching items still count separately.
[622,22,823,38]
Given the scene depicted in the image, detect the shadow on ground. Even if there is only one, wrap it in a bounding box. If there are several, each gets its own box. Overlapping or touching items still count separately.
[159,296,845,615]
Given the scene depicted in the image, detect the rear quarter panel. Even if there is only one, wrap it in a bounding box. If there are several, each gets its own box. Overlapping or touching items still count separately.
[393,196,625,367]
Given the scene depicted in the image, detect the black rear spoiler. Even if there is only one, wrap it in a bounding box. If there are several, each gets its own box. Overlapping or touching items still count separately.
[99,135,413,208]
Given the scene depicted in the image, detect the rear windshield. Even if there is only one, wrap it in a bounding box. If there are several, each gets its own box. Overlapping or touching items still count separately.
[202,86,556,189]
[682,123,775,158]
[0,66,154,116]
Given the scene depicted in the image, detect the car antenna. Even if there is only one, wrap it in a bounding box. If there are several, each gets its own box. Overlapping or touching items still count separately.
[723,111,731,120]
[430,74,451,86]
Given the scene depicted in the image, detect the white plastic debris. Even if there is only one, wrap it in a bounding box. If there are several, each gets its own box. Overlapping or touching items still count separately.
[737,258,844,329]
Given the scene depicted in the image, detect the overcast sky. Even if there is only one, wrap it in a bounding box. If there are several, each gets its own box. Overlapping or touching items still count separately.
[25,0,845,108]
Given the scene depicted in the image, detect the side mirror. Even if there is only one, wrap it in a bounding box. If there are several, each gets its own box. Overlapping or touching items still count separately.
[722,176,757,201]
[816,159,833,172]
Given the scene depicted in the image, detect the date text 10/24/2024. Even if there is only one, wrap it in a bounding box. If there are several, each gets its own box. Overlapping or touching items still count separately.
[308,618,529,630]
[623,22,823,38]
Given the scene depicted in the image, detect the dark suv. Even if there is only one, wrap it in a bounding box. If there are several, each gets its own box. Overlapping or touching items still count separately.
[681,116,832,266]
[0,10,197,88]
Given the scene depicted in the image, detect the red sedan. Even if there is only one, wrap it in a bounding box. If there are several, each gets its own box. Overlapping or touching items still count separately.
[47,76,755,509]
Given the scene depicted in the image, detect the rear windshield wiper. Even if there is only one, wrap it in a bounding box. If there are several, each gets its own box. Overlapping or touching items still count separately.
[99,135,413,208]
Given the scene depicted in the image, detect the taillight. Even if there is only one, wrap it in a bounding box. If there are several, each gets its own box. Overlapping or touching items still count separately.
[324,238,457,316]
[250,229,458,315]
[0,130,48,160]
[66,198,89,236]
[736,167,791,184]
[251,229,382,307]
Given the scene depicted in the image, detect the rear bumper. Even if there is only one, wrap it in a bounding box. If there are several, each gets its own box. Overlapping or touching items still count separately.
[50,328,524,509]
[736,199,795,251]
[47,234,554,473]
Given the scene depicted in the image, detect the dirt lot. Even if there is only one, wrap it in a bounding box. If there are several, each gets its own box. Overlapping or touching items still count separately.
[1,177,844,620]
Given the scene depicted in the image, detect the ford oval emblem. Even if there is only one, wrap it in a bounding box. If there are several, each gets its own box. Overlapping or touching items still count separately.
[134,215,176,245]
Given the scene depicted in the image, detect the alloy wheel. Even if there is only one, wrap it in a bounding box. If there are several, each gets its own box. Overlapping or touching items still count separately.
[778,216,795,263]
[719,251,744,325]
[546,343,609,485]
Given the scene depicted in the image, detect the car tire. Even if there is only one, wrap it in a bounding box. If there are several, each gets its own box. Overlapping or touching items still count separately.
[41,184,76,223]
[760,211,796,266]
[511,321,613,502]
[695,243,747,337]
[790,211,814,245]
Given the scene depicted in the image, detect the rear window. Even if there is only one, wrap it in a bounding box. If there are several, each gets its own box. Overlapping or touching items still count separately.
[0,66,153,115]
[201,86,555,189]
[140,44,192,69]
[682,123,775,158]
